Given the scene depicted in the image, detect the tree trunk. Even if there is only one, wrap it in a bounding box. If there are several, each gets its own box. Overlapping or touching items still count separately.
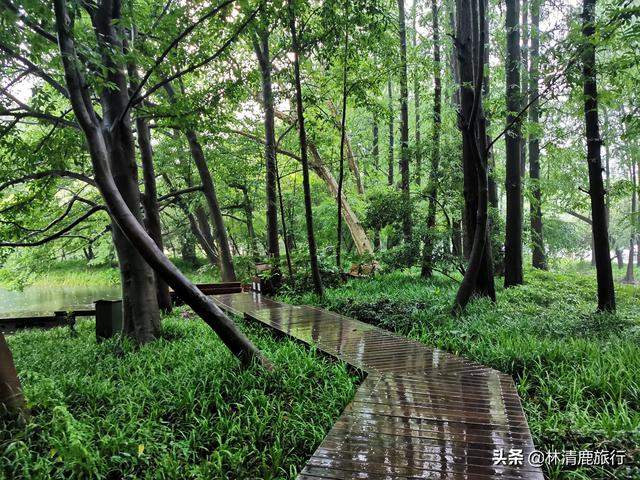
[624,157,636,283]
[388,79,394,186]
[194,205,221,267]
[451,218,462,257]
[54,0,265,366]
[126,52,172,312]
[309,145,374,255]
[275,153,294,276]
[126,61,172,312]
[92,6,160,342]
[240,185,259,262]
[412,0,422,186]
[162,174,221,269]
[529,0,547,270]
[180,234,199,268]
[582,0,615,310]
[615,248,624,269]
[452,0,495,312]
[520,0,529,178]
[0,333,26,418]
[397,0,412,242]
[625,240,635,282]
[372,115,380,170]
[184,130,237,282]
[421,0,442,278]
[164,82,236,281]
[253,27,280,264]
[484,0,499,213]
[327,100,364,195]
[288,0,324,296]
[504,0,524,287]
[336,19,349,268]
[271,110,374,254]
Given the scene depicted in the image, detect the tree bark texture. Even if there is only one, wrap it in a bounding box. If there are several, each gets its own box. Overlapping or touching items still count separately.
[504,0,524,287]
[581,0,615,310]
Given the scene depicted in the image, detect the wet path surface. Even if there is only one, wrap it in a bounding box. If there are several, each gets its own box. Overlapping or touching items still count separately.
[213,292,543,479]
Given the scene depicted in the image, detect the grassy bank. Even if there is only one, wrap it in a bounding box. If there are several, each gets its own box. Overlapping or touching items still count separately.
[279,265,640,480]
[1,312,358,479]
[0,259,217,291]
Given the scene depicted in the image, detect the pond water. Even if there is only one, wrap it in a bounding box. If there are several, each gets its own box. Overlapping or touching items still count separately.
[0,284,121,318]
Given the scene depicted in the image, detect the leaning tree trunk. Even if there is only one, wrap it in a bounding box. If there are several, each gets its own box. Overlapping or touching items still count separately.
[581,0,615,311]
[54,0,265,366]
[194,205,220,267]
[327,100,365,195]
[0,333,26,419]
[253,27,280,264]
[164,82,236,282]
[162,173,221,269]
[504,0,524,287]
[288,0,324,296]
[397,0,412,242]
[421,0,442,278]
[308,145,374,255]
[245,113,374,254]
[184,130,237,282]
[529,0,547,269]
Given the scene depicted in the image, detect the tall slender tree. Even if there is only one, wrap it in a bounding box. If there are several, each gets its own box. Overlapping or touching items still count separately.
[504,0,524,287]
[624,155,636,283]
[412,0,422,186]
[387,79,395,186]
[288,0,324,296]
[336,3,349,268]
[397,0,412,241]
[421,0,441,277]
[581,0,615,311]
[520,0,529,177]
[128,60,173,313]
[529,0,546,269]
[253,17,280,265]
[453,0,495,312]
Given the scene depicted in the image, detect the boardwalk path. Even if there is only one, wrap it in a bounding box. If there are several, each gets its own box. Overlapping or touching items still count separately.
[213,292,543,479]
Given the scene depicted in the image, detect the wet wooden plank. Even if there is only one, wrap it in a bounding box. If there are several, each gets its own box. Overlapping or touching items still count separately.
[212,293,543,479]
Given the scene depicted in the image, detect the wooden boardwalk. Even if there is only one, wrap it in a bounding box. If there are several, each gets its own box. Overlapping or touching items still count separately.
[213,292,543,479]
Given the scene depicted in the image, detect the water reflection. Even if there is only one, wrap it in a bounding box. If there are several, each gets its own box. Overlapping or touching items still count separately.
[0,284,121,318]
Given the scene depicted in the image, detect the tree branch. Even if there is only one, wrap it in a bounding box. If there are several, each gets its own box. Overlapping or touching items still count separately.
[0,170,96,192]
[157,185,203,202]
[0,206,106,247]
[0,42,69,98]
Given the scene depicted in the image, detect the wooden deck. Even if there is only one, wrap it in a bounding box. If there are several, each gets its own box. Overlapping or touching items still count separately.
[213,292,543,480]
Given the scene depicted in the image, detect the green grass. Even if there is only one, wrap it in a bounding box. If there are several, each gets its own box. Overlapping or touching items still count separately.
[1,311,359,479]
[0,259,217,290]
[279,265,640,480]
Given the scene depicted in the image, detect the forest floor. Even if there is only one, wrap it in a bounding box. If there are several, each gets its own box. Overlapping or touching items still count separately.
[2,262,638,479]
[279,263,640,479]
[1,314,358,479]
